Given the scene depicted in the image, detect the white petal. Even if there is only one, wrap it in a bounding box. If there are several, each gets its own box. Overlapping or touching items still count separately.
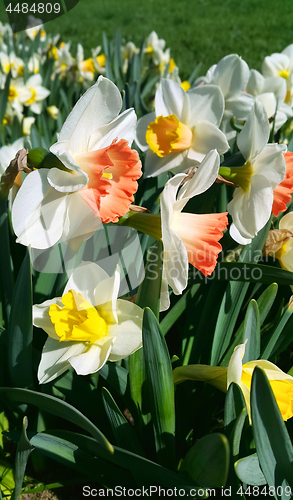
[69,337,114,375]
[191,119,229,157]
[229,223,252,245]
[144,149,186,177]
[58,76,122,154]
[94,265,120,323]
[135,111,156,151]
[155,79,190,123]
[160,272,171,312]
[227,342,247,389]
[187,84,225,127]
[88,108,137,150]
[256,93,277,120]
[161,173,187,247]
[228,175,273,241]
[225,92,255,121]
[12,169,69,249]
[38,337,84,384]
[262,53,290,78]
[47,167,88,193]
[246,69,265,96]
[212,54,250,98]
[279,212,293,232]
[33,298,62,340]
[163,231,189,295]
[107,299,143,361]
[237,100,270,161]
[35,86,50,101]
[177,149,220,201]
[253,143,286,189]
[64,261,109,304]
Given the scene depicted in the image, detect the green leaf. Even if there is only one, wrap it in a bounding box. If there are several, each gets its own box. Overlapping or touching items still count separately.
[0,197,14,327]
[136,240,163,318]
[142,308,175,469]
[160,283,201,337]
[99,362,128,397]
[242,300,260,363]
[11,417,34,500]
[22,431,203,494]
[251,367,293,496]
[180,433,230,488]
[261,304,293,360]
[221,283,278,366]
[102,387,145,456]
[235,453,266,486]
[211,219,271,366]
[224,382,246,429]
[0,388,113,454]
[8,250,34,389]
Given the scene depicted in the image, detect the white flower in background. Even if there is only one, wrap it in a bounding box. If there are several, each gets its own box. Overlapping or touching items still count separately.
[222,100,286,244]
[246,69,292,132]
[23,117,35,136]
[92,46,106,75]
[76,44,95,85]
[53,42,74,77]
[121,42,139,73]
[33,262,143,384]
[136,78,229,177]
[25,18,46,41]
[47,105,59,120]
[160,150,228,310]
[28,54,41,74]
[262,45,293,105]
[7,78,32,121]
[23,74,50,114]
[0,51,24,78]
[144,31,170,73]
[12,76,142,250]
[194,54,255,145]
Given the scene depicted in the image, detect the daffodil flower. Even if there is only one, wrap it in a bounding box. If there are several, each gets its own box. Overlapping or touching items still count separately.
[12,76,142,249]
[173,341,293,422]
[23,74,50,114]
[194,54,255,145]
[273,212,293,272]
[136,79,229,177]
[272,151,293,217]
[34,262,143,384]
[160,149,228,309]
[220,100,286,244]
[262,44,293,104]
[246,69,292,132]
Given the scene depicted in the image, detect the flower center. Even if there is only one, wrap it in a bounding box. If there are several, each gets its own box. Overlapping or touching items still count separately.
[219,161,255,193]
[96,54,106,67]
[8,87,18,101]
[81,57,95,73]
[49,289,108,343]
[146,114,193,158]
[26,88,37,105]
[279,69,290,79]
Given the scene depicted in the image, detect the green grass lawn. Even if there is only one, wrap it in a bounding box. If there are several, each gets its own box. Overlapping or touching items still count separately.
[1,0,293,78]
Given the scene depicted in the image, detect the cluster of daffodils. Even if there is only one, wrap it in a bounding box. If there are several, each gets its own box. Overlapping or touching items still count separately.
[2,30,293,420]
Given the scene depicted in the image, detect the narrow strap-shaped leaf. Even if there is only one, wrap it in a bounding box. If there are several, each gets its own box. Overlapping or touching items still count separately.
[251,367,293,494]
[0,387,113,453]
[261,304,293,360]
[102,387,145,456]
[143,308,175,469]
[11,417,34,500]
[242,300,260,363]
[160,283,201,337]
[224,382,246,429]
[8,250,34,389]
[0,197,14,327]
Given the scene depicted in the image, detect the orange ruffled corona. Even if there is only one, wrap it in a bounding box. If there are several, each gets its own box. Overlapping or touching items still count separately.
[272,151,293,217]
[75,139,142,223]
[172,211,228,276]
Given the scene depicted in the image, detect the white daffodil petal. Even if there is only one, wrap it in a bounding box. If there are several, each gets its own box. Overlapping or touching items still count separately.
[254,143,286,189]
[163,231,189,295]
[243,360,293,381]
[135,111,156,151]
[191,119,229,157]
[187,84,225,127]
[95,266,120,323]
[64,261,109,304]
[228,175,273,241]
[33,298,63,340]
[38,337,85,384]
[12,169,69,249]
[227,342,246,389]
[279,212,293,232]
[161,173,187,246]
[213,54,250,98]
[108,299,143,361]
[237,100,270,161]
[88,108,137,151]
[262,53,290,78]
[177,149,220,200]
[47,167,88,193]
[256,93,277,120]
[246,69,265,96]
[144,149,186,178]
[69,337,114,375]
[160,272,171,312]
[229,224,252,245]
[155,79,190,123]
[58,76,122,153]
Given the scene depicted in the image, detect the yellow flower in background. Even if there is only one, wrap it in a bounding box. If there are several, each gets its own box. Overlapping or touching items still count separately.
[47,105,59,120]
[173,341,293,422]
